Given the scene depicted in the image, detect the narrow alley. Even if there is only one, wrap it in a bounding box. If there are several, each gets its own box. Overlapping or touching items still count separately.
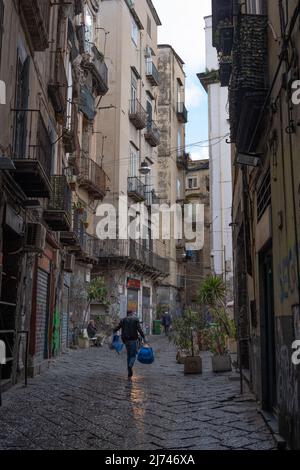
[0,337,275,450]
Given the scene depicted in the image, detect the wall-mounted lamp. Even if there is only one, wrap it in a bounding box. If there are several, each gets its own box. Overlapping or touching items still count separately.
[139,160,151,175]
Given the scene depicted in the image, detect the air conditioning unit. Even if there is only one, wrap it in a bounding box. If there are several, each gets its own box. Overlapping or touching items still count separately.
[64,254,75,273]
[24,223,46,253]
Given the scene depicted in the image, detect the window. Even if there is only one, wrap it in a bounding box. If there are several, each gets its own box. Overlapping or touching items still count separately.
[85,6,95,53]
[130,144,139,177]
[177,179,181,199]
[131,17,138,46]
[131,72,137,110]
[147,15,151,37]
[177,129,182,157]
[187,177,198,189]
[13,54,30,157]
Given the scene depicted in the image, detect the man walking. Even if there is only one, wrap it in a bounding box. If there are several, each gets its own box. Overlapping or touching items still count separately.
[113,311,145,378]
[161,310,172,336]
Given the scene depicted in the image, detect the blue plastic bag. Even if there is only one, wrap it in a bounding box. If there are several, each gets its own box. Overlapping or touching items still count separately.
[110,334,124,354]
[137,345,155,364]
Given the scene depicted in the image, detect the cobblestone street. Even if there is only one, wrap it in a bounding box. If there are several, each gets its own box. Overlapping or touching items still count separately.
[0,337,275,450]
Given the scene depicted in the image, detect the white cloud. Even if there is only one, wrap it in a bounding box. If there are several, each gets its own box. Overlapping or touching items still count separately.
[190,150,209,161]
[154,0,212,73]
[185,83,205,108]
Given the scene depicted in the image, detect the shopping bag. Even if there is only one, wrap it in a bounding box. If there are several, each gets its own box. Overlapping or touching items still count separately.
[110,334,124,354]
[137,345,155,364]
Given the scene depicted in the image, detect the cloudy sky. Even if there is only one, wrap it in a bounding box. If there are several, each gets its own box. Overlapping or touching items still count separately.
[154,0,212,159]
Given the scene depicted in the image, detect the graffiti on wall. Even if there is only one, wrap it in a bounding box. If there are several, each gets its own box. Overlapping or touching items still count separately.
[52,307,60,356]
[278,245,300,303]
[277,344,299,415]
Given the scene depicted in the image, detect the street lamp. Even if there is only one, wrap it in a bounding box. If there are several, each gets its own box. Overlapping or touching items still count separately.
[139,160,151,175]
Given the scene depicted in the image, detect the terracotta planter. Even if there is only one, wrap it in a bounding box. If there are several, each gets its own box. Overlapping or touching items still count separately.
[212,354,232,372]
[184,356,202,375]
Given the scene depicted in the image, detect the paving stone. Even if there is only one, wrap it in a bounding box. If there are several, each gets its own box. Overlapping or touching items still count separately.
[0,337,275,450]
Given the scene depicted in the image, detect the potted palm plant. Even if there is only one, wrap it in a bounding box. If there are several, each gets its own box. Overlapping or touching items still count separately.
[170,309,203,374]
[198,276,236,372]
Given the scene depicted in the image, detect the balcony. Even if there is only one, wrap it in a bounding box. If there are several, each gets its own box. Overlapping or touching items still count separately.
[76,233,100,263]
[144,121,161,147]
[146,59,160,86]
[81,43,108,96]
[60,210,82,248]
[97,239,168,277]
[43,176,72,231]
[229,15,269,152]
[63,103,80,154]
[177,152,189,169]
[129,99,148,130]
[48,52,68,121]
[177,103,188,123]
[11,110,52,198]
[20,0,50,51]
[76,155,107,200]
[212,0,233,49]
[128,177,146,202]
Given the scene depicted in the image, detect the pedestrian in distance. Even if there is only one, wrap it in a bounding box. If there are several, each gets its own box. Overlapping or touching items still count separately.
[161,310,172,336]
[113,310,145,379]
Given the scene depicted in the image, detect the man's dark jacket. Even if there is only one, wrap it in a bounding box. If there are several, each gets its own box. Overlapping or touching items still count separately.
[114,316,145,343]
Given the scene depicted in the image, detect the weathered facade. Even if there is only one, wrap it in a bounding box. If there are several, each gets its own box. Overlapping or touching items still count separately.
[211,0,300,449]
[0,0,108,380]
[198,16,234,303]
[156,45,187,316]
[185,159,211,306]
[93,0,168,332]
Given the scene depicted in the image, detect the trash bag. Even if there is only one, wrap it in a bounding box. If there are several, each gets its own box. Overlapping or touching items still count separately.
[137,345,154,364]
[110,334,124,354]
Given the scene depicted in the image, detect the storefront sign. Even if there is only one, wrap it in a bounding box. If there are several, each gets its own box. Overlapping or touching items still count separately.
[127,278,141,290]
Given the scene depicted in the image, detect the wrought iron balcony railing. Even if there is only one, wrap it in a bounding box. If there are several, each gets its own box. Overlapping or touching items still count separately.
[76,155,107,200]
[48,51,68,120]
[20,0,50,51]
[146,59,160,86]
[12,109,52,198]
[177,102,188,123]
[144,120,161,147]
[129,99,148,130]
[63,103,80,154]
[177,152,189,169]
[44,176,72,231]
[128,176,146,202]
[81,42,108,96]
[97,239,168,276]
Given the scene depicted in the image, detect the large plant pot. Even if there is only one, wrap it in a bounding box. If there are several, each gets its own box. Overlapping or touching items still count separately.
[212,354,232,372]
[184,356,202,375]
[78,337,89,349]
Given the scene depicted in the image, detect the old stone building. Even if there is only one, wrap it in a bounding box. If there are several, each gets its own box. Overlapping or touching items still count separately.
[185,159,211,307]
[92,0,168,333]
[211,0,300,449]
[156,44,188,316]
[0,0,108,381]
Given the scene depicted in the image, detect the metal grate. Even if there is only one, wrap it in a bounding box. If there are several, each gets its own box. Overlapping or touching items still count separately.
[257,170,271,221]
